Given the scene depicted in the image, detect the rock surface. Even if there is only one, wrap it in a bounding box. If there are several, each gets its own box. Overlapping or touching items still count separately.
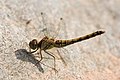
[0,0,120,80]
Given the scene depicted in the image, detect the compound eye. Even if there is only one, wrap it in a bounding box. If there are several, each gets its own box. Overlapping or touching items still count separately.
[29,39,38,50]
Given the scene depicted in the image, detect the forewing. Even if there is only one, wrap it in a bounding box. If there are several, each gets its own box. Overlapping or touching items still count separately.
[40,12,64,39]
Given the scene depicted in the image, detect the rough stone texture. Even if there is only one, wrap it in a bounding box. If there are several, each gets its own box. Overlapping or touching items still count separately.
[0,0,120,80]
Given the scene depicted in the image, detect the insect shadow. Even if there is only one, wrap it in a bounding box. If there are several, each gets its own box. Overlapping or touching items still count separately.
[15,49,44,73]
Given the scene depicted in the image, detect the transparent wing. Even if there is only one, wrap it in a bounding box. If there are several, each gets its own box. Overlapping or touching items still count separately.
[56,49,67,66]
[40,12,64,39]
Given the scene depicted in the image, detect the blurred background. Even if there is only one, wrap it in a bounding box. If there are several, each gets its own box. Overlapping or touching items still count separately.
[0,0,120,80]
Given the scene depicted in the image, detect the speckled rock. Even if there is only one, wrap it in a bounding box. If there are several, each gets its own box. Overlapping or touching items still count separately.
[0,0,120,80]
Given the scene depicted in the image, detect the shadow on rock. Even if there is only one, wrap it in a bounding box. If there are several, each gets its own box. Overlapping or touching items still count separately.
[15,49,44,73]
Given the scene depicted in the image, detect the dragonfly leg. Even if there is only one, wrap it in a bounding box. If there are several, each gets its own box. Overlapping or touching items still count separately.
[44,50,58,73]
[39,62,58,73]
[35,49,43,65]
[35,50,57,72]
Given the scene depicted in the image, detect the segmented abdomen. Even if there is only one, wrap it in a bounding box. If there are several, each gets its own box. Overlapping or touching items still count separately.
[54,31,105,48]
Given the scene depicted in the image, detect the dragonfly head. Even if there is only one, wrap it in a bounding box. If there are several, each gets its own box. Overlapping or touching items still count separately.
[29,39,38,50]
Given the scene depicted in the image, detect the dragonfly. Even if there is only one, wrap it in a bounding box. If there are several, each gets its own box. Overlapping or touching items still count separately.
[29,12,105,72]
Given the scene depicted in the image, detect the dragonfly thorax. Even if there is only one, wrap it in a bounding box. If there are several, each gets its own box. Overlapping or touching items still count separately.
[38,36,55,50]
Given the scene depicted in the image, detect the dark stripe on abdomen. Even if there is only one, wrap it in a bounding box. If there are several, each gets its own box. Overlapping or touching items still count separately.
[54,31,105,47]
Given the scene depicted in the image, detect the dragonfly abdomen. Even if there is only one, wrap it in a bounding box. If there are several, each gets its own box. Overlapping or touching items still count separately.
[54,31,105,48]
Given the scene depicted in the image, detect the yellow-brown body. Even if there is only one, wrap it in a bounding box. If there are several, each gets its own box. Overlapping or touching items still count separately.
[28,30,105,72]
[33,31,105,51]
